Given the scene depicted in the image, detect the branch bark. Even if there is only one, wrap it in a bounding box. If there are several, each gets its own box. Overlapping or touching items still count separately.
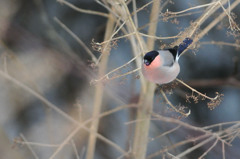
[86,12,115,159]
[132,0,161,158]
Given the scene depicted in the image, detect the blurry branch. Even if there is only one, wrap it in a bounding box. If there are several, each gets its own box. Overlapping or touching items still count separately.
[147,133,211,159]
[20,134,39,159]
[177,79,224,110]
[165,152,179,159]
[227,0,232,30]
[187,0,240,53]
[217,1,240,32]
[95,0,120,19]
[0,41,42,92]
[166,1,217,15]
[188,1,219,37]
[34,0,96,80]
[151,125,181,141]
[14,140,60,148]
[54,17,98,63]
[91,57,140,85]
[97,67,141,83]
[132,0,138,28]
[176,122,240,158]
[196,0,240,41]
[71,140,80,159]
[185,78,240,88]
[0,69,136,158]
[86,11,115,159]
[222,142,226,159]
[0,126,24,159]
[118,1,147,85]
[50,105,137,159]
[139,32,180,40]
[131,0,159,158]
[139,10,202,32]
[176,79,218,100]
[147,113,240,158]
[202,121,240,130]
[1,52,8,73]
[174,0,237,52]
[176,136,217,158]
[56,0,109,17]
[199,41,240,48]
[95,18,127,64]
[131,0,154,15]
[167,0,240,37]
[160,89,190,117]
[98,31,179,46]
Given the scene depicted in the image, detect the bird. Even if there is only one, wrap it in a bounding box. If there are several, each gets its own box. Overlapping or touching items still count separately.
[142,38,193,84]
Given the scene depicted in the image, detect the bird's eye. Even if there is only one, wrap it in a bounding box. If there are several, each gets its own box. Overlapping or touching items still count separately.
[144,59,150,66]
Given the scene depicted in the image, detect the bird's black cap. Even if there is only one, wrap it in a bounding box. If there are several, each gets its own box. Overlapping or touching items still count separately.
[143,50,159,66]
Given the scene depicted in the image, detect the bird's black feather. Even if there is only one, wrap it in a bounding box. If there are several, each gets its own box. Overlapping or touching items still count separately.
[143,50,159,66]
[167,46,178,60]
[177,38,193,56]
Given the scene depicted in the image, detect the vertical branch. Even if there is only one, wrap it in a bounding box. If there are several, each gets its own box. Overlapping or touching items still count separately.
[86,13,115,159]
[132,1,161,159]
[147,0,161,49]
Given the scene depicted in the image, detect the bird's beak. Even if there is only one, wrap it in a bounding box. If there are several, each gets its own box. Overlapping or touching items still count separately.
[144,59,150,66]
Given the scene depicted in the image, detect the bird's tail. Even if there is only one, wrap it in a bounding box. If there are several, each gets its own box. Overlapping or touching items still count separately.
[177,38,193,58]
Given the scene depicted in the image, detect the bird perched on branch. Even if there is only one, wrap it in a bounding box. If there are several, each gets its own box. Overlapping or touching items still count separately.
[142,38,193,84]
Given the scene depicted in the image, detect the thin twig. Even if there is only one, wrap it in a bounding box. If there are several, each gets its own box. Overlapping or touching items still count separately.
[20,134,39,159]
[139,32,180,40]
[167,1,217,15]
[200,41,240,48]
[132,0,138,28]
[132,0,154,16]
[151,126,181,141]
[57,0,109,17]
[96,18,127,65]
[217,1,240,31]
[14,140,60,148]
[92,55,140,84]
[195,0,240,46]
[54,17,98,63]
[176,78,218,100]
[160,89,191,117]
[86,11,115,159]
[71,140,80,159]
[151,113,210,134]
[222,141,226,159]
[227,0,233,30]
[189,1,219,37]
[176,136,215,158]
[198,138,218,159]
[147,133,211,159]
[104,67,141,82]
[202,121,240,130]
[95,0,120,18]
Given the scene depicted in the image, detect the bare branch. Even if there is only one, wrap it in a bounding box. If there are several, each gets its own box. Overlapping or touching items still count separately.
[57,0,109,17]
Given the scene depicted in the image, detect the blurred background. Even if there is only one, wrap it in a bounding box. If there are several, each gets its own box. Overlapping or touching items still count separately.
[0,0,240,158]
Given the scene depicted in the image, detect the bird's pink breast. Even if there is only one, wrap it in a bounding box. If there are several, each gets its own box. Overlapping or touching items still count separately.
[142,62,180,84]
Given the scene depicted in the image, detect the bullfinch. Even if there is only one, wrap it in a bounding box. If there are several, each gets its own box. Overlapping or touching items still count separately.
[142,38,193,84]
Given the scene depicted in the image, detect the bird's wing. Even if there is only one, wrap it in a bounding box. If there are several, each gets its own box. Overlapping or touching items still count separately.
[177,38,193,56]
[158,50,174,67]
